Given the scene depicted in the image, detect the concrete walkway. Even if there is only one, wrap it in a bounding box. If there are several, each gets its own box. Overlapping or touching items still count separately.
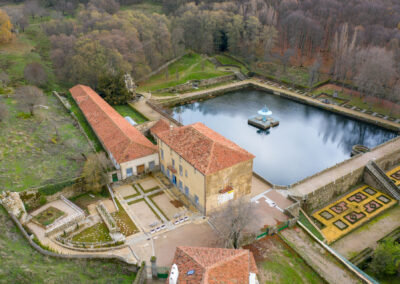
[290,136,400,196]
[135,184,169,223]
[130,94,162,121]
[124,187,164,204]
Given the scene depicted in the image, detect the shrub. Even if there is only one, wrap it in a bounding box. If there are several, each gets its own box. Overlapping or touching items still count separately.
[39,195,47,206]
[17,112,32,119]
[38,179,76,196]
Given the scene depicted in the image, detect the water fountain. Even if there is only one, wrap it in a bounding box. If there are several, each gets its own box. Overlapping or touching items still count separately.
[248,104,280,130]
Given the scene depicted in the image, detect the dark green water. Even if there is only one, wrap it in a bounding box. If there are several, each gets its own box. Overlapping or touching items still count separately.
[172,88,397,185]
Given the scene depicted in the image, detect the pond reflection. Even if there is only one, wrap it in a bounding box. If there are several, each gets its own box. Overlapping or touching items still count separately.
[172,88,397,185]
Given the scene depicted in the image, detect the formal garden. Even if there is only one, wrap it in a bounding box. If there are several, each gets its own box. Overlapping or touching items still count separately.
[32,206,65,227]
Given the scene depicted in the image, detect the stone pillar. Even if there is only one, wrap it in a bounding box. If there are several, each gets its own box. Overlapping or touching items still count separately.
[151,256,158,279]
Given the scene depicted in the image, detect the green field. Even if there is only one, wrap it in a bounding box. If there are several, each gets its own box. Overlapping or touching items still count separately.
[313,87,400,119]
[120,0,162,14]
[252,60,329,88]
[298,211,325,241]
[215,54,249,75]
[138,53,231,92]
[113,104,148,124]
[0,206,135,283]
[0,94,92,192]
[246,236,324,284]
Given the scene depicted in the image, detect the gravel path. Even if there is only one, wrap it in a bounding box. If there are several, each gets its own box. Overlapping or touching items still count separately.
[332,205,400,258]
[280,227,360,284]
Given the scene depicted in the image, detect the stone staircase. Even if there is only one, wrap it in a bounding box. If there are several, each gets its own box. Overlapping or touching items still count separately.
[365,161,400,201]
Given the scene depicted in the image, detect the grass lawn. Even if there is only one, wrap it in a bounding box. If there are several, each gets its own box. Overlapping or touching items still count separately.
[65,94,103,151]
[252,61,329,88]
[33,207,65,227]
[245,235,324,284]
[69,193,107,212]
[0,206,135,283]
[137,53,231,92]
[120,0,162,13]
[72,222,112,243]
[113,104,148,124]
[313,86,400,119]
[0,94,92,192]
[215,54,249,74]
[298,211,325,241]
[111,200,139,236]
[0,16,93,192]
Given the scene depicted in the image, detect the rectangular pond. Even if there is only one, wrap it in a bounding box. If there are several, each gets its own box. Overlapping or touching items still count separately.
[171,88,397,185]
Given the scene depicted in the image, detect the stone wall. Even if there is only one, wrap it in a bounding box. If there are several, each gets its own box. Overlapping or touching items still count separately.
[154,74,236,94]
[134,120,158,135]
[205,160,253,214]
[3,206,138,266]
[302,167,365,214]
[302,138,400,213]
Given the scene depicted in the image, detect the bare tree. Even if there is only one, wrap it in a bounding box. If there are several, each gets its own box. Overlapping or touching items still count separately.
[354,47,397,99]
[308,55,322,89]
[23,0,44,19]
[210,197,255,249]
[280,48,294,73]
[24,62,47,86]
[82,152,112,193]
[15,85,45,116]
[0,101,7,123]
[0,72,10,86]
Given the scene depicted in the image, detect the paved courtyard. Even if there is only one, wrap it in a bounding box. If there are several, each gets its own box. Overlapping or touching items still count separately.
[249,175,295,233]
[132,222,219,267]
[128,200,161,231]
[151,192,185,220]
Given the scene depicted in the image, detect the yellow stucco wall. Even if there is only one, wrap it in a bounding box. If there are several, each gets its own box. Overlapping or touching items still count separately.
[205,160,253,213]
[158,139,206,209]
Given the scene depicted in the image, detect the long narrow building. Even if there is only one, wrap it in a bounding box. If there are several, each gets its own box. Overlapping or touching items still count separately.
[70,84,159,181]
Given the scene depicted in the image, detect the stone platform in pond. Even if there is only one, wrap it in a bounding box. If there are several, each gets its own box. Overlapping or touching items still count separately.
[248,115,280,130]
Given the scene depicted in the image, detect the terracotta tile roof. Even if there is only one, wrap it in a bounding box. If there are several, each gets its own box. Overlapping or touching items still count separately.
[169,246,258,284]
[155,122,255,175]
[150,119,171,137]
[69,84,157,164]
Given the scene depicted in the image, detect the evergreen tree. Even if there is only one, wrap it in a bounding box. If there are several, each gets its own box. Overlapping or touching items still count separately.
[97,73,133,105]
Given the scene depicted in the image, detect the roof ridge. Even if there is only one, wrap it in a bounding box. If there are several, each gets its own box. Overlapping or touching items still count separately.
[80,85,154,151]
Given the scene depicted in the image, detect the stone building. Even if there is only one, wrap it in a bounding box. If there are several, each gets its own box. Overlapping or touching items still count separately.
[70,85,159,181]
[150,119,255,215]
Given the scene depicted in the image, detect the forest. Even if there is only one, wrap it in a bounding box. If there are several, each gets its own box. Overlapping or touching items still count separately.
[1,0,400,101]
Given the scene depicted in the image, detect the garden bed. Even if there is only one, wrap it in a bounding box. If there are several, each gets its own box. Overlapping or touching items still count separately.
[71,222,112,243]
[111,200,139,236]
[33,206,65,227]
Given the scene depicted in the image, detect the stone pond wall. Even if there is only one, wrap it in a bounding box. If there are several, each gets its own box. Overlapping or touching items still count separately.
[301,137,400,213]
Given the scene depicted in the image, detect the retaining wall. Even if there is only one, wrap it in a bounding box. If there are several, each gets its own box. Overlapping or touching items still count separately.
[154,74,236,94]
[301,137,400,213]
[3,205,138,266]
